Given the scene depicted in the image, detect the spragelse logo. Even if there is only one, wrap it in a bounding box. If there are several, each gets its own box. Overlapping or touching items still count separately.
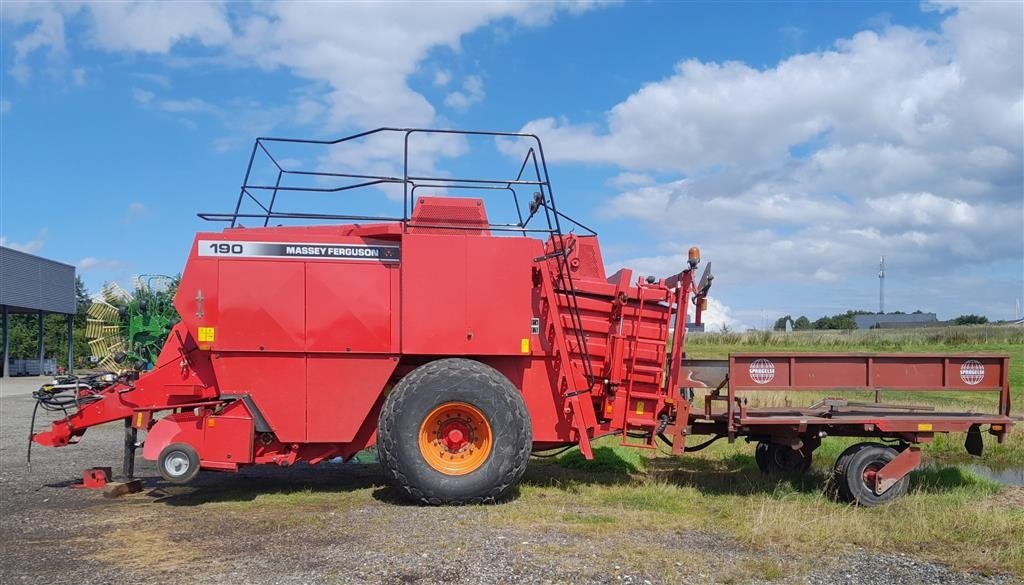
[749,358,775,384]
[959,360,985,385]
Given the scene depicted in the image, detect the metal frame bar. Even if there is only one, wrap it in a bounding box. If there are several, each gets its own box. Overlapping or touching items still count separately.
[199,126,598,386]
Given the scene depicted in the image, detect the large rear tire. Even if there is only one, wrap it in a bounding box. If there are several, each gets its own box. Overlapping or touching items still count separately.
[377,358,532,505]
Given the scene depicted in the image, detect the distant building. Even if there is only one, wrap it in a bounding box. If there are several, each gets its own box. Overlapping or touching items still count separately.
[853,313,938,330]
[1,246,77,377]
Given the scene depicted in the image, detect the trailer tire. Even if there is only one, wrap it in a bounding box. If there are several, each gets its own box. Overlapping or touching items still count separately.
[157,443,200,484]
[835,444,909,506]
[377,358,532,505]
[755,442,812,474]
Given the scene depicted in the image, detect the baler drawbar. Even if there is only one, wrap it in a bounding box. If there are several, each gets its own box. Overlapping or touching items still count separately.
[31,128,1014,506]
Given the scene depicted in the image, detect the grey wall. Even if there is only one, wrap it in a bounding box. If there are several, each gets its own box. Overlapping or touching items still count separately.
[0,246,76,314]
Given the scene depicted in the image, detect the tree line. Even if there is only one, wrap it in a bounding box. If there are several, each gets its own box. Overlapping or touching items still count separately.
[773,310,989,331]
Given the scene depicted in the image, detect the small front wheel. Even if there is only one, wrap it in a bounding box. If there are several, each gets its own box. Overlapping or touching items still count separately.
[157,443,200,484]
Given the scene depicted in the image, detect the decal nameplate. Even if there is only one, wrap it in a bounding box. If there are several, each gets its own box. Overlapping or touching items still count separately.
[198,240,400,262]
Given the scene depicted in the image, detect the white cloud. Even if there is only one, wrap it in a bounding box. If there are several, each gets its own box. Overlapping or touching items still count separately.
[5,3,68,83]
[512,2,1022,318]
[77,257,125,271]
[0,99,11,114]
[445,75,485,110]
[433,69,452,87]
[123,202,148,222]
[70,66,86,86]
[4,1,600,161]
[86,2,232,53]
[134,72,172,88]
[699,297,746,332]
[0,230,47,254]
[131,88,154,104]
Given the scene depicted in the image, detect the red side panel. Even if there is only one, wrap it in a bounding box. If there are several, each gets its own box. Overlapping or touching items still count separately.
[402,233,540,355]
[402,233,468,354]
[216,261,306,352]
[466,237,537,354]
[305,262,396,353]
[306,355,398,442]
[213,354,307,442]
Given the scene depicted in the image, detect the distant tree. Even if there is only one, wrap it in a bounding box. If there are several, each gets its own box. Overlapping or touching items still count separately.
[812,310,874,330]
[952,314,989,325]
[912,309,925,314]
[773,315,792,331]
[794,316,812,330]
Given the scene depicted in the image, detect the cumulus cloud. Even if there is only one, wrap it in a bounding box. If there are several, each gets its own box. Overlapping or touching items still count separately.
[6,2,596,131]
[77,257,125,271]
[433,69,452,87]
[0,230,47,254]
[445,75,485,110]
[699,297,746,332]
[513,2,1023,318]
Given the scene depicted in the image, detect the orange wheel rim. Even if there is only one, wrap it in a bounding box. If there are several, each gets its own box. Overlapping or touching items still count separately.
[418,402,492,475]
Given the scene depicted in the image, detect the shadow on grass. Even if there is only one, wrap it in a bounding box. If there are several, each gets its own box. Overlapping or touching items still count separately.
[151,462,388,506]
[527,446,1004,499]
[910,465,1003,494]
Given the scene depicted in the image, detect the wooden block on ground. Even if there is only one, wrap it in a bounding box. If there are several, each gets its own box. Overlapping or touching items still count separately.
[103,479,144,498]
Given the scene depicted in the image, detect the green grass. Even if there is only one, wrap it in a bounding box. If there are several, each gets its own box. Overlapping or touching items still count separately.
[501,435,1024,577]
[504,327,1024,576]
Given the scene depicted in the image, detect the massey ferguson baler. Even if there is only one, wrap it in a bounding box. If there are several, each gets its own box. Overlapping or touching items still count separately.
[31,128,1014,506]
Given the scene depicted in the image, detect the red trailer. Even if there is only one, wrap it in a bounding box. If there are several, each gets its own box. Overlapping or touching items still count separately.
[31,128,1014,506]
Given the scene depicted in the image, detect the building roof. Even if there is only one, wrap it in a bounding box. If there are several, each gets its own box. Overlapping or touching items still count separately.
[0,246,76,314]
[853,313,938,330]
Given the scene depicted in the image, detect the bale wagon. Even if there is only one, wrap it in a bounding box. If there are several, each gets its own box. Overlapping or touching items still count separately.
[31,128,1014,506]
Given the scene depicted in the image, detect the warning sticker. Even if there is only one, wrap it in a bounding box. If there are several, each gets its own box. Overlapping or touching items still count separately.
[198,327,215,342]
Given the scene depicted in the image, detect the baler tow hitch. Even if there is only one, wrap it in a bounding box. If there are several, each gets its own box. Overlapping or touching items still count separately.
[28,372,139,474]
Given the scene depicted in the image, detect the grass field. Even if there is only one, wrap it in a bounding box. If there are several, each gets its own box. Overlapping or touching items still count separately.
[511,325,1024,577]
[159,326,1023,580]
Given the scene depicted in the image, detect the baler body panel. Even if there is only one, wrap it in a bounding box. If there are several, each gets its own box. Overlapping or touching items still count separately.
[401,233,539,355]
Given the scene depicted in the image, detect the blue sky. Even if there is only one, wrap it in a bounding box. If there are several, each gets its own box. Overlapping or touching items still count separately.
[2,1,1021,328]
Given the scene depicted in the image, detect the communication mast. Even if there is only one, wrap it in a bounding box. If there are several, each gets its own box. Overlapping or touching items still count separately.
[878,256,886,314]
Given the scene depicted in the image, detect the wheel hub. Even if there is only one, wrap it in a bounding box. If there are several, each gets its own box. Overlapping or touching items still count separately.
[418,402,493,475]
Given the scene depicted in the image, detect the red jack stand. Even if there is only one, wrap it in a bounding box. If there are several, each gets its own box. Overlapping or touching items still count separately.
[73,467,112,489]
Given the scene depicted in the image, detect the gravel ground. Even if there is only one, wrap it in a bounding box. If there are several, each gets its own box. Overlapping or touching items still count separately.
[1,390,1019,585]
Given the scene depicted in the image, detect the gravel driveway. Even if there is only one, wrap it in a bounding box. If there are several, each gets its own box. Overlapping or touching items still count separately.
[1,390,1018,585]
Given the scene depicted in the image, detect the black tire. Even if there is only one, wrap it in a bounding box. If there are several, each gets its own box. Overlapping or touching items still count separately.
[835,444,909,506]
[756,442,812,474]
[377,358,532,505]
[825,441,877,499]
[157,443,200,484]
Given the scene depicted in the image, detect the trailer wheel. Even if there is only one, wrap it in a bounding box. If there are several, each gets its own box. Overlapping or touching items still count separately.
[157,443,200,484]
[835,444,909,506]
[377,358,531,505]
[755,442,812,474]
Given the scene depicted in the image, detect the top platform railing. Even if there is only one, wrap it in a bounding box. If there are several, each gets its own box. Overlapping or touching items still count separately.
[197,127,598,384]
[197,127,596,237]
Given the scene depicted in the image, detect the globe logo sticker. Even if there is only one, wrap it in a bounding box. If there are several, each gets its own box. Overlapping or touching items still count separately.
[749,359,775,384]
[960,360,985,386]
